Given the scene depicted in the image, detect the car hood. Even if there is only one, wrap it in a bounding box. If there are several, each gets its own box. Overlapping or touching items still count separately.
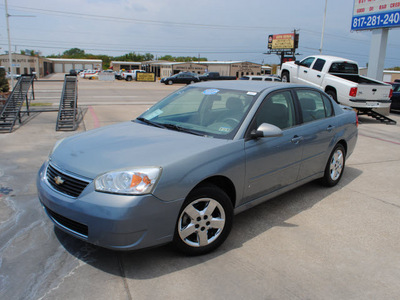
[50,121,231,179]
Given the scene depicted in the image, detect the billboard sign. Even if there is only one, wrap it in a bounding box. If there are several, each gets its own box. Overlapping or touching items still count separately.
[268,33,295,51]
[352,0,400,31]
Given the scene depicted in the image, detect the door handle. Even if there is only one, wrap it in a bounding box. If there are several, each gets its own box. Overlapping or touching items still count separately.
[317,75,321,78]
[291,135,303,144]
[304,70,308,73]
[326,125,335,132]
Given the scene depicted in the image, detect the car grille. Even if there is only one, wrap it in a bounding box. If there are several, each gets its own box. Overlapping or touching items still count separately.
[46,163,91,198]
[44,206,88,237]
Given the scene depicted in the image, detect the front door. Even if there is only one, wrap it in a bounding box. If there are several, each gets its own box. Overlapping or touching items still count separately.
[243,90,302,203]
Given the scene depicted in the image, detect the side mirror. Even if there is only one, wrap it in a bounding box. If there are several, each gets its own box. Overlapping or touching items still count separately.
[295,60,300,65]
[250,123,283,139]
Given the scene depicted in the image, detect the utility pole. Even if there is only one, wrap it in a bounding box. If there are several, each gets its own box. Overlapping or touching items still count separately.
[320,0,328,54]
[5,0,14,88]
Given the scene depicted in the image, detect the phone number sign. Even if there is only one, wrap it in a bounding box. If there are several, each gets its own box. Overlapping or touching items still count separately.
[352,0,400,30]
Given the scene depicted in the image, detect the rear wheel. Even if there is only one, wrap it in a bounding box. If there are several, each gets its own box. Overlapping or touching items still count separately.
[320,144,346,187]
[174,184,233,255]
[126,76,132,81]
[326,89,338,103]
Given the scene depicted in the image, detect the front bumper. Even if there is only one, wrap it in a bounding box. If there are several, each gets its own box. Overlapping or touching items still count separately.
[37,162,184,251]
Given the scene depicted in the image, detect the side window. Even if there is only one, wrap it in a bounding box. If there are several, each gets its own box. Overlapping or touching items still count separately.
[299,57,315,68]
[253,91,296,130]
[312,59,326,71]
[322,94,334,117]
[296,90,329,123]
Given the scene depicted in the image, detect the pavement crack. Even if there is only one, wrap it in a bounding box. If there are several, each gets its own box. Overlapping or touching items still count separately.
[348,158,400,166]
[346,187,400,210]
[118,253,133,300]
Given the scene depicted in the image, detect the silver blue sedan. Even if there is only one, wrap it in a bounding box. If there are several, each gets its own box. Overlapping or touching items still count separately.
[37,81,358,255]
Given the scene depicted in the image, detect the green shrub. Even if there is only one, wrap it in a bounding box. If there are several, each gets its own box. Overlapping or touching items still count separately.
[0,68,9,92]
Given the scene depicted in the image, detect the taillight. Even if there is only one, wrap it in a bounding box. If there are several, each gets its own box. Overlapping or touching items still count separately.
[349,87,358,97]
[389,89,393,98]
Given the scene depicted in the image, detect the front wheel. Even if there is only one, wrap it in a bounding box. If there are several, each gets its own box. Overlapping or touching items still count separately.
[320,144,346,187]
[126,76,132,81]
[281,71,290,82]
[174,184,233,255]
[168,80,173,85]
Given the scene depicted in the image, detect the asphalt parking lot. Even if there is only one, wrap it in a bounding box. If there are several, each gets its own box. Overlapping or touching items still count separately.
[1,77,400,299]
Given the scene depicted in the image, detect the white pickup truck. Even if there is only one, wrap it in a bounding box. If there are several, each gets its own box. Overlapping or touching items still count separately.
[280,55,392,109]
[122,69,145,81]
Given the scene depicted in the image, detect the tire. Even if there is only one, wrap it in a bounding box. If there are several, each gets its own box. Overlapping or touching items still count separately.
[326,89,338,103]
[126,76,132,81]
[281,71,290,82]
[320,144,346,187]
[189,81,195,84]
[168,80,173,85]
[173,184,233,255]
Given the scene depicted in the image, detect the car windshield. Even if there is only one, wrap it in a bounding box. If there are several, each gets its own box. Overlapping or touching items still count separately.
[137,87,258,139]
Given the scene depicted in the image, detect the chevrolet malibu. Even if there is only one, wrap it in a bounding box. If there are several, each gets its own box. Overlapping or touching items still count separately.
[37,81,358,255]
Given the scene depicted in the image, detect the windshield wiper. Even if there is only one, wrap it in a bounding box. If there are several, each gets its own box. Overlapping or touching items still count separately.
[162,123,204,136]
[135,117,165,128]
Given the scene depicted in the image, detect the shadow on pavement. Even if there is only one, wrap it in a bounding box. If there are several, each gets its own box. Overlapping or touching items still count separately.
[55,166,362,280]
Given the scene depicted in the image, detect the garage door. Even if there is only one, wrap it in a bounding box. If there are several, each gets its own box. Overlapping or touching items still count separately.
[64,64,73,72]
[84,64,93,70]
[75,64,83,70]
[54,63,63,73]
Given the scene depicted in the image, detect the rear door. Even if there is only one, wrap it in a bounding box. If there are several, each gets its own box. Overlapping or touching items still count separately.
[306,58,326,88]
[294,89,337,180]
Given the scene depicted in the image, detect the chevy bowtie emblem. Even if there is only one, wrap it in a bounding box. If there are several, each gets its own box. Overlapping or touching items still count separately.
[54,176,65,185]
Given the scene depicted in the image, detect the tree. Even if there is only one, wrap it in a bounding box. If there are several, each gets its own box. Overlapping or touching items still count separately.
[62,48,86,58]
[0,68,9,93]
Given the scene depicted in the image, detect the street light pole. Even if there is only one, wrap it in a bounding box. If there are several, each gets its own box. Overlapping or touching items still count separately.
[319,0,328,54]
[5,0,14,88]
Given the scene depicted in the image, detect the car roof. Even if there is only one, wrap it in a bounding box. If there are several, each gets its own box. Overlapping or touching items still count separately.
[192,80,307,93]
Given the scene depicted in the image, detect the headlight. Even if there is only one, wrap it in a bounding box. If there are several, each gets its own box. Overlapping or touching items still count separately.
[94,167,162,195]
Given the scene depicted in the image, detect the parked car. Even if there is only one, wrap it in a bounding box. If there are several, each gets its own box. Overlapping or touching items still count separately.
[161,72,200,85]
[69,69,77,76]
[114,70,124,80]
[240,75,282,82]
[6,72,21,79]
[199,72,236,81]
[280,55,392,109]
[37,81,358,255]
[122,70,146,81]
[389,82,400,112]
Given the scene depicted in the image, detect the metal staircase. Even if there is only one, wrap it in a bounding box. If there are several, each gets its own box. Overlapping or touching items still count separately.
[357,108,397,125]
[0,75,35,133]
[56,75,79,131]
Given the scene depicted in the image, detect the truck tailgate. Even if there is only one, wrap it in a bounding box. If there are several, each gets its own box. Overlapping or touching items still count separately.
[356,84,391,102]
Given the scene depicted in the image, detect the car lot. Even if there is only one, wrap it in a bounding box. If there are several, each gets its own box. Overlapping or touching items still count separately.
[1,77,400,299]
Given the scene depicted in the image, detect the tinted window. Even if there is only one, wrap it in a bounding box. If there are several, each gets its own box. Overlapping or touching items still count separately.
[253,91,296,130]
[313,59,326,71]
[322,94,334,117]
[300,57,315,68]
[392,84,400,92]
[329,62,358,74]
[296,90,328,123]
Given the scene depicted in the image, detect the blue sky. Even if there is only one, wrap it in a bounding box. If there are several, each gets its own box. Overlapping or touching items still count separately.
[1,0,400,67]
